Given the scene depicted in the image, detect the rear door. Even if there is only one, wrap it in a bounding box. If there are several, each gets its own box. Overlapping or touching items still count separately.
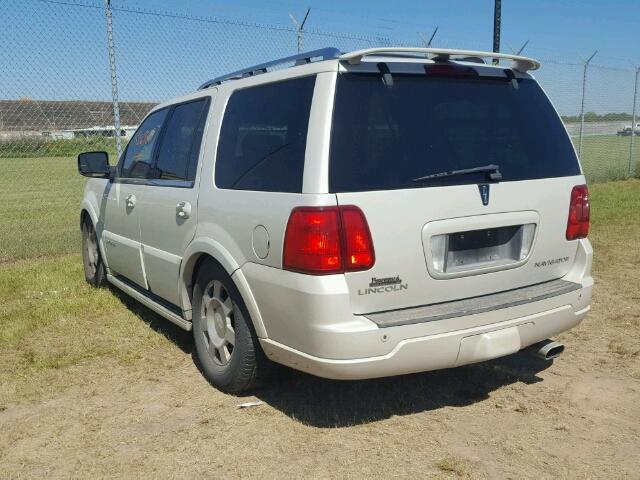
[103,107,168,288]
[137,96,212,306]
[329,66,584,314]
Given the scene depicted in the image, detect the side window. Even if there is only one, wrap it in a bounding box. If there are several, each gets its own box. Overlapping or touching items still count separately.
[154,98,209,182]
[120,108,168,179]
[215,76,316,192]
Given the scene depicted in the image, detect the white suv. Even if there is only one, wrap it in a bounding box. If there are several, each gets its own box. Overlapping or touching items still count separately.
[78,47,593,393]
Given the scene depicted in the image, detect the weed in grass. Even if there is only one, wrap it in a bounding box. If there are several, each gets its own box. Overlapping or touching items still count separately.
[437,455,470,477]
[608,340,640,358]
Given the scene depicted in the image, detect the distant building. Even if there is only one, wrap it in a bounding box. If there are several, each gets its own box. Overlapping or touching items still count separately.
[55,125,138,139]
[0,99,154,139]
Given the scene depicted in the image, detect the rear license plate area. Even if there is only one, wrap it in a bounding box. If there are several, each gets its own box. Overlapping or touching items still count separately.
[432,224,535,274]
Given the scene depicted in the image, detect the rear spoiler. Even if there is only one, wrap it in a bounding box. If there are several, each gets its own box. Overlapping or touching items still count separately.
[340,48,540,73]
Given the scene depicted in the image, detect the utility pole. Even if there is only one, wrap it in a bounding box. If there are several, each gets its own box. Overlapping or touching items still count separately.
[630,66,639,175]
[493,0,501,63]
[578,50,598,158]
[289,8,310,54]
[418,26,439,48]
[104,0,122,158]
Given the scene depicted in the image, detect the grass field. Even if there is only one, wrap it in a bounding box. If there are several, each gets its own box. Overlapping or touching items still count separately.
[0,156,86,262]
[575,134,640,182]
[0,137,119,158]
[0,134,638,264]
[0,179,639,477]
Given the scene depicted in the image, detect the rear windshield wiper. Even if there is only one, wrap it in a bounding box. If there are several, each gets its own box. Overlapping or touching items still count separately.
[412,164,502,182]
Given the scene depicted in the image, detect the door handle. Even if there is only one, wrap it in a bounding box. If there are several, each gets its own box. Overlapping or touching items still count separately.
[176,201,192,219]
[126,194,136,209]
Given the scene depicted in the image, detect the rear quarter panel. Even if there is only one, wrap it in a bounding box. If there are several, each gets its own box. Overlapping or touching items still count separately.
[193,77,339,274]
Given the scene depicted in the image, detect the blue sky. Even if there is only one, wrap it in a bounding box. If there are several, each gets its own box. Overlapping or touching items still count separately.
[134,0,640,63]
[1,0,639,115]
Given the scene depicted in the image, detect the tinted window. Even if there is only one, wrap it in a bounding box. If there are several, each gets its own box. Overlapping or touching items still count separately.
[215,76,316,192]
[155,98,209,182]
[120,108,167,179]
[330,73,580,192]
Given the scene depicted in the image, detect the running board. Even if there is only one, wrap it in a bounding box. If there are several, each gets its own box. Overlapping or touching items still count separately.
[107,274,192,331]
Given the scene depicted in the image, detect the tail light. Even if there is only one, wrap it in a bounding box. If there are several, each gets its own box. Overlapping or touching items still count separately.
[566,185,590,240]
[283,206,375,275]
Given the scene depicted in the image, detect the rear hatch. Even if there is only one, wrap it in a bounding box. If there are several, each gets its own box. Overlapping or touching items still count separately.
[329,63,585,314]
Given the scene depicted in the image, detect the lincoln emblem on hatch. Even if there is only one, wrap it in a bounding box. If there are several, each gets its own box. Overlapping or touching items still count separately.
[478,184,490,206]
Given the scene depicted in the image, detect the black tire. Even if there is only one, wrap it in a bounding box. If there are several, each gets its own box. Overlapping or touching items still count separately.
[81,218,107,287]
[192,259,271,393]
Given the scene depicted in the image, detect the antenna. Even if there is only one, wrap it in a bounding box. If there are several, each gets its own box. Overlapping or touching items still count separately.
[418,26,439,48]
[289,7,311,53]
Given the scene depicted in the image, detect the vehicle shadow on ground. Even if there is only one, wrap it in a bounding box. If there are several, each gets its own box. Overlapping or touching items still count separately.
[107,287,552,428]
[108,285,193,354]
[254,352,553,428]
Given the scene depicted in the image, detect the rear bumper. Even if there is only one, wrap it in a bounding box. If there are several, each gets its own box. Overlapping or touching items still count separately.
[240,239,593,380]
[259,301,589,380]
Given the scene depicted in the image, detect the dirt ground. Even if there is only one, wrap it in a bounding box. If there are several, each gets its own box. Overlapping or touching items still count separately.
[1,328,638,479]
[1,180,639,479]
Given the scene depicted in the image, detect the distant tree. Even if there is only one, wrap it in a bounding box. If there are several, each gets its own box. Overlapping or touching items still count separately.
[584,111,599,122]
[561,112,633,123]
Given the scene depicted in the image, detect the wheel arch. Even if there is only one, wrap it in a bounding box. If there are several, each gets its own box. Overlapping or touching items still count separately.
[80,201,98,228]
[80,208,91,228]
[180,239,268,338]
[80,201,110,271]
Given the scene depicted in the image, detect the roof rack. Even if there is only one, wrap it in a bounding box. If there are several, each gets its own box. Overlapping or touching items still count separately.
[340,48,540,72]
[199,47,341,89]
[197,46,539,90]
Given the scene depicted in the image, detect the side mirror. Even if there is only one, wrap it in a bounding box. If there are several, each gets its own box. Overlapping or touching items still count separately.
[78,151,111,178]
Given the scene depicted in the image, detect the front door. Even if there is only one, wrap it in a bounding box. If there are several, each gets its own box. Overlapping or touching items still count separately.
[102,107,169,288]
[138,96,212,306]
[102,182,147,287]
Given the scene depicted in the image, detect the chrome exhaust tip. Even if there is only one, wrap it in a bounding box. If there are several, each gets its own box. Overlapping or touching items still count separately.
[529,339,565,361]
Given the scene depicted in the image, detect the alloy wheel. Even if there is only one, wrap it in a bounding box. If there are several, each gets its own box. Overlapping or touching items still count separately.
[200,280,236,365]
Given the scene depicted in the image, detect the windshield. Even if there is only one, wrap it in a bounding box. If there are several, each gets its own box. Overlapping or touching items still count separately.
[329,72,580,192]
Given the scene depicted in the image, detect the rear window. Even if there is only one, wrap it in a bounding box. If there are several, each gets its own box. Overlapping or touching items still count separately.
[215,76,316,192]
[329,72,580,192]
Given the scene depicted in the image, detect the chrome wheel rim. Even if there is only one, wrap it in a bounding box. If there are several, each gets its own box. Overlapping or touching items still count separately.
[83,225,98,277]
[200,280,236,366]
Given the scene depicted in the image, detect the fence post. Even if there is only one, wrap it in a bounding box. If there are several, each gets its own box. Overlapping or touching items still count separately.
[578,51,598,158]
[104,0,122,159]
[289,8,310,54]
[630,67,639,176]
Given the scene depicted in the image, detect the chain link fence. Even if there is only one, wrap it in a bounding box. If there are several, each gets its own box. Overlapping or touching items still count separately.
[1,0,639,262]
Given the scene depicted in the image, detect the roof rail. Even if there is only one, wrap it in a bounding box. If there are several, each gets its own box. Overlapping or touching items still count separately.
[340,48,540,72]
[199,47,341,89]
